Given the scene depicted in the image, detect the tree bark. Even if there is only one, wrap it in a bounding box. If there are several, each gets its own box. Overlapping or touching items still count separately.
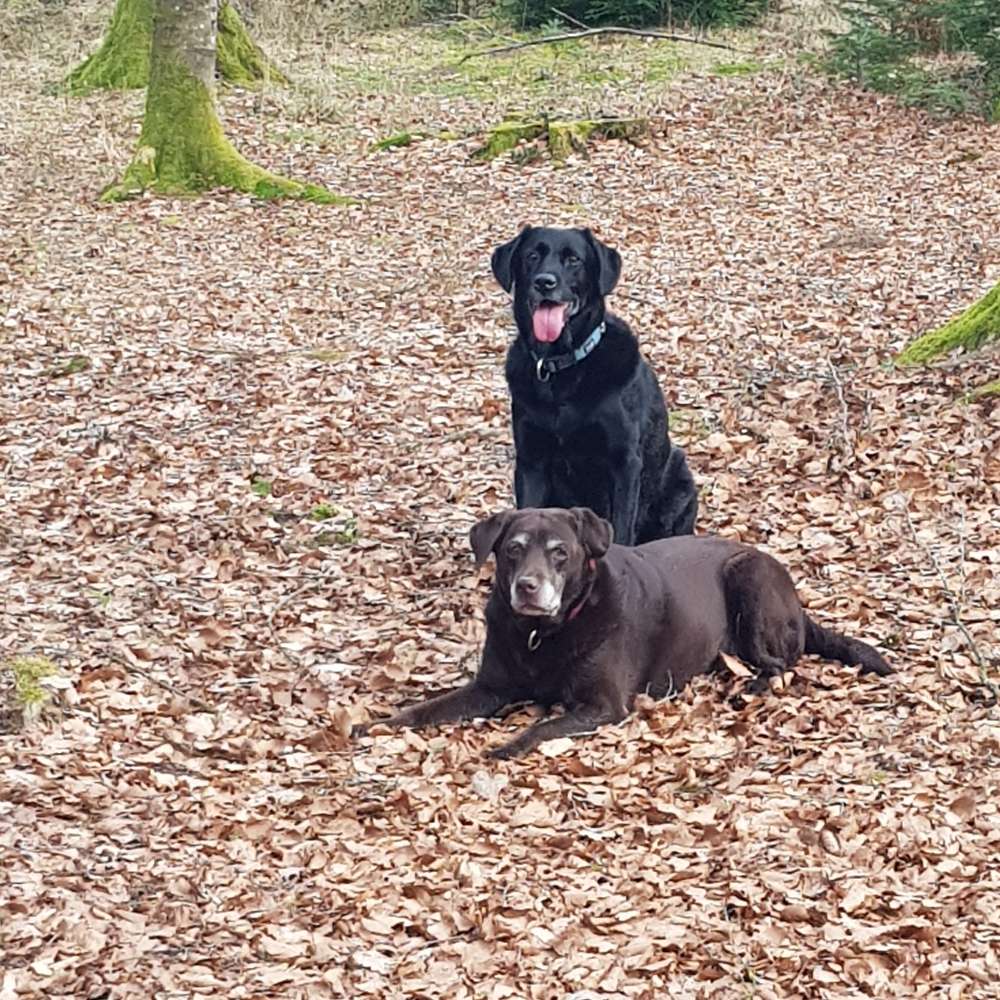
[102,0,345,202]
[64,0,286,94]
[896,280,1000,364]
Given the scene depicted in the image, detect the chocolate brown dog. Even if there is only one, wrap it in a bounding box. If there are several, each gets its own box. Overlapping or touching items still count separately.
[362,508,891,758]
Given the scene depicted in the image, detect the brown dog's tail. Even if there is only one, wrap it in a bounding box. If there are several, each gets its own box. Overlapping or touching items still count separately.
[803,615,892,677]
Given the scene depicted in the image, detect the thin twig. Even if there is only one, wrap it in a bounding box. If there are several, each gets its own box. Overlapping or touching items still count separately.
[550,6,589,29]
[900,500,996,701]
[459,26,742,63]
[108,649,217,714]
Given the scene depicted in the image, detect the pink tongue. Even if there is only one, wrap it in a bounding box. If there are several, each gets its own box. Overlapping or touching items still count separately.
[532,303,567,343]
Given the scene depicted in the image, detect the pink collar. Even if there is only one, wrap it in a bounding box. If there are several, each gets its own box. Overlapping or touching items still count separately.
[566,559,597,622]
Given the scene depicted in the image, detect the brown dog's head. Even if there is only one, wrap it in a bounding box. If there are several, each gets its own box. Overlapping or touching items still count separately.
[469,507,613,618]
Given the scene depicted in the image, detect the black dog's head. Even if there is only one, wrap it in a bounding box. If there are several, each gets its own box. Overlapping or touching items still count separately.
[470,507,613,619]
[491,227,622,352]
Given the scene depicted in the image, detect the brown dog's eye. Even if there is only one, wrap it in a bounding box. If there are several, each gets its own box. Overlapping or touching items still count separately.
[506,541,524,558]
[550,546,568,564]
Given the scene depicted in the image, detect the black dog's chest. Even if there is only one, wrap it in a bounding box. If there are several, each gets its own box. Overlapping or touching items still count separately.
[522,387,610,455]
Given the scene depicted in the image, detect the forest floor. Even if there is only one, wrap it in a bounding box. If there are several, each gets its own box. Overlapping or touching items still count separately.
[2,2,999,997]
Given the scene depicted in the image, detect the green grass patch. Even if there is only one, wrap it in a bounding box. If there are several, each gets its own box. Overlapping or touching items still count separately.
[251,477,273,497]
[712,59,764,76]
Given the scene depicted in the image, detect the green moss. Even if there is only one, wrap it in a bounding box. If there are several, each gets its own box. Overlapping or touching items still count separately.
[472,117,545,160]
[216,0,288,87]
[371,130,421,151]
[896,281,1000,365]
[64,0,286,94]
[102,59,351,203]
[64,0,153,94]
[6,656,58,725]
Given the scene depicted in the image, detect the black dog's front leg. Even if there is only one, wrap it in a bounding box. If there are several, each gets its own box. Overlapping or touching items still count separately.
[610,452,642,546]
[515,460,549,509]
[488,702,628,759]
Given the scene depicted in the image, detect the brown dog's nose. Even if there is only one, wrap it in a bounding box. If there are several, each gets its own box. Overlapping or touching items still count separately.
[516,576,540,596]
[533,273,558,293]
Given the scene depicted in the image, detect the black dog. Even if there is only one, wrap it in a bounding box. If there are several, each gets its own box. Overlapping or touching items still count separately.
[360,508,892,758]
[491,226,698,545]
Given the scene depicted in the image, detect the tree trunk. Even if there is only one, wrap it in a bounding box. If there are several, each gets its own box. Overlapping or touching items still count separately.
[896,280,1000,364]
[64,0,286,94]
[102,0,345,202]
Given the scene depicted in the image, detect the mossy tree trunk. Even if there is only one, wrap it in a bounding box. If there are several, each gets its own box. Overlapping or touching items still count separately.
[64,0,285,94]
[896,279,1000,396]
[102,0,346,203]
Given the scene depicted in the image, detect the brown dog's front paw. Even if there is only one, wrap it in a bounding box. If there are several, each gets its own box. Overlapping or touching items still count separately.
[487,738,530,760]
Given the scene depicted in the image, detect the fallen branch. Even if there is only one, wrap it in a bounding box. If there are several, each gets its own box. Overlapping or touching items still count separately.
[899,500,997,703]
[825,359,852,459]
[108,648,217,714]
[460,26,743,62]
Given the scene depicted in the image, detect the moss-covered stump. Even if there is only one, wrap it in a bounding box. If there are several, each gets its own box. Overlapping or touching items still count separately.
[473,114,648,164]
[64,0,285,94]
[896,280,1000,365]
[103,64,349,203]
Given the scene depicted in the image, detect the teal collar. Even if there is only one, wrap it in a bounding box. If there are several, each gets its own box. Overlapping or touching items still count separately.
[532,321,605,382]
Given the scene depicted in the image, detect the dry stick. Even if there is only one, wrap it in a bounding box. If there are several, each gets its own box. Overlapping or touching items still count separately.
[107,649,217,714]
[900,502,996,698]
[550,5,589,29]
[826,359,853,457]
[459,26,743,62]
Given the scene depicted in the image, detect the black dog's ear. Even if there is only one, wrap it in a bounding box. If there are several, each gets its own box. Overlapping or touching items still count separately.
[491,228,531,293]
[581,228,622,296]
[470,510,515,567]
[570,507,613,560]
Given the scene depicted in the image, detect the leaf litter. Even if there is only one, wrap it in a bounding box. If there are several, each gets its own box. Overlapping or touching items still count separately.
[2,18,1000,1000]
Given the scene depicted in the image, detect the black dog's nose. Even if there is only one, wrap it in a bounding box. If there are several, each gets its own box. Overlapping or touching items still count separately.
[533,272,558,293]
[516,576,539,595]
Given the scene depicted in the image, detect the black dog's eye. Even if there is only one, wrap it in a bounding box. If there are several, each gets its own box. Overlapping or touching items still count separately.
[564,254,582,267]
[525,250,540,264]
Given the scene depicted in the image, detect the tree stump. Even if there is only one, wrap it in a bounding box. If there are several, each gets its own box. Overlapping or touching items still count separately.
[473,113,648,164]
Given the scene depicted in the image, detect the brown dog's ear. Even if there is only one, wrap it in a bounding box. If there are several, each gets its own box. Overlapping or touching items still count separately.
[581,228,622,297]
[490,228,531,293]
[469,510,514,567]
[570,507,613,559]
